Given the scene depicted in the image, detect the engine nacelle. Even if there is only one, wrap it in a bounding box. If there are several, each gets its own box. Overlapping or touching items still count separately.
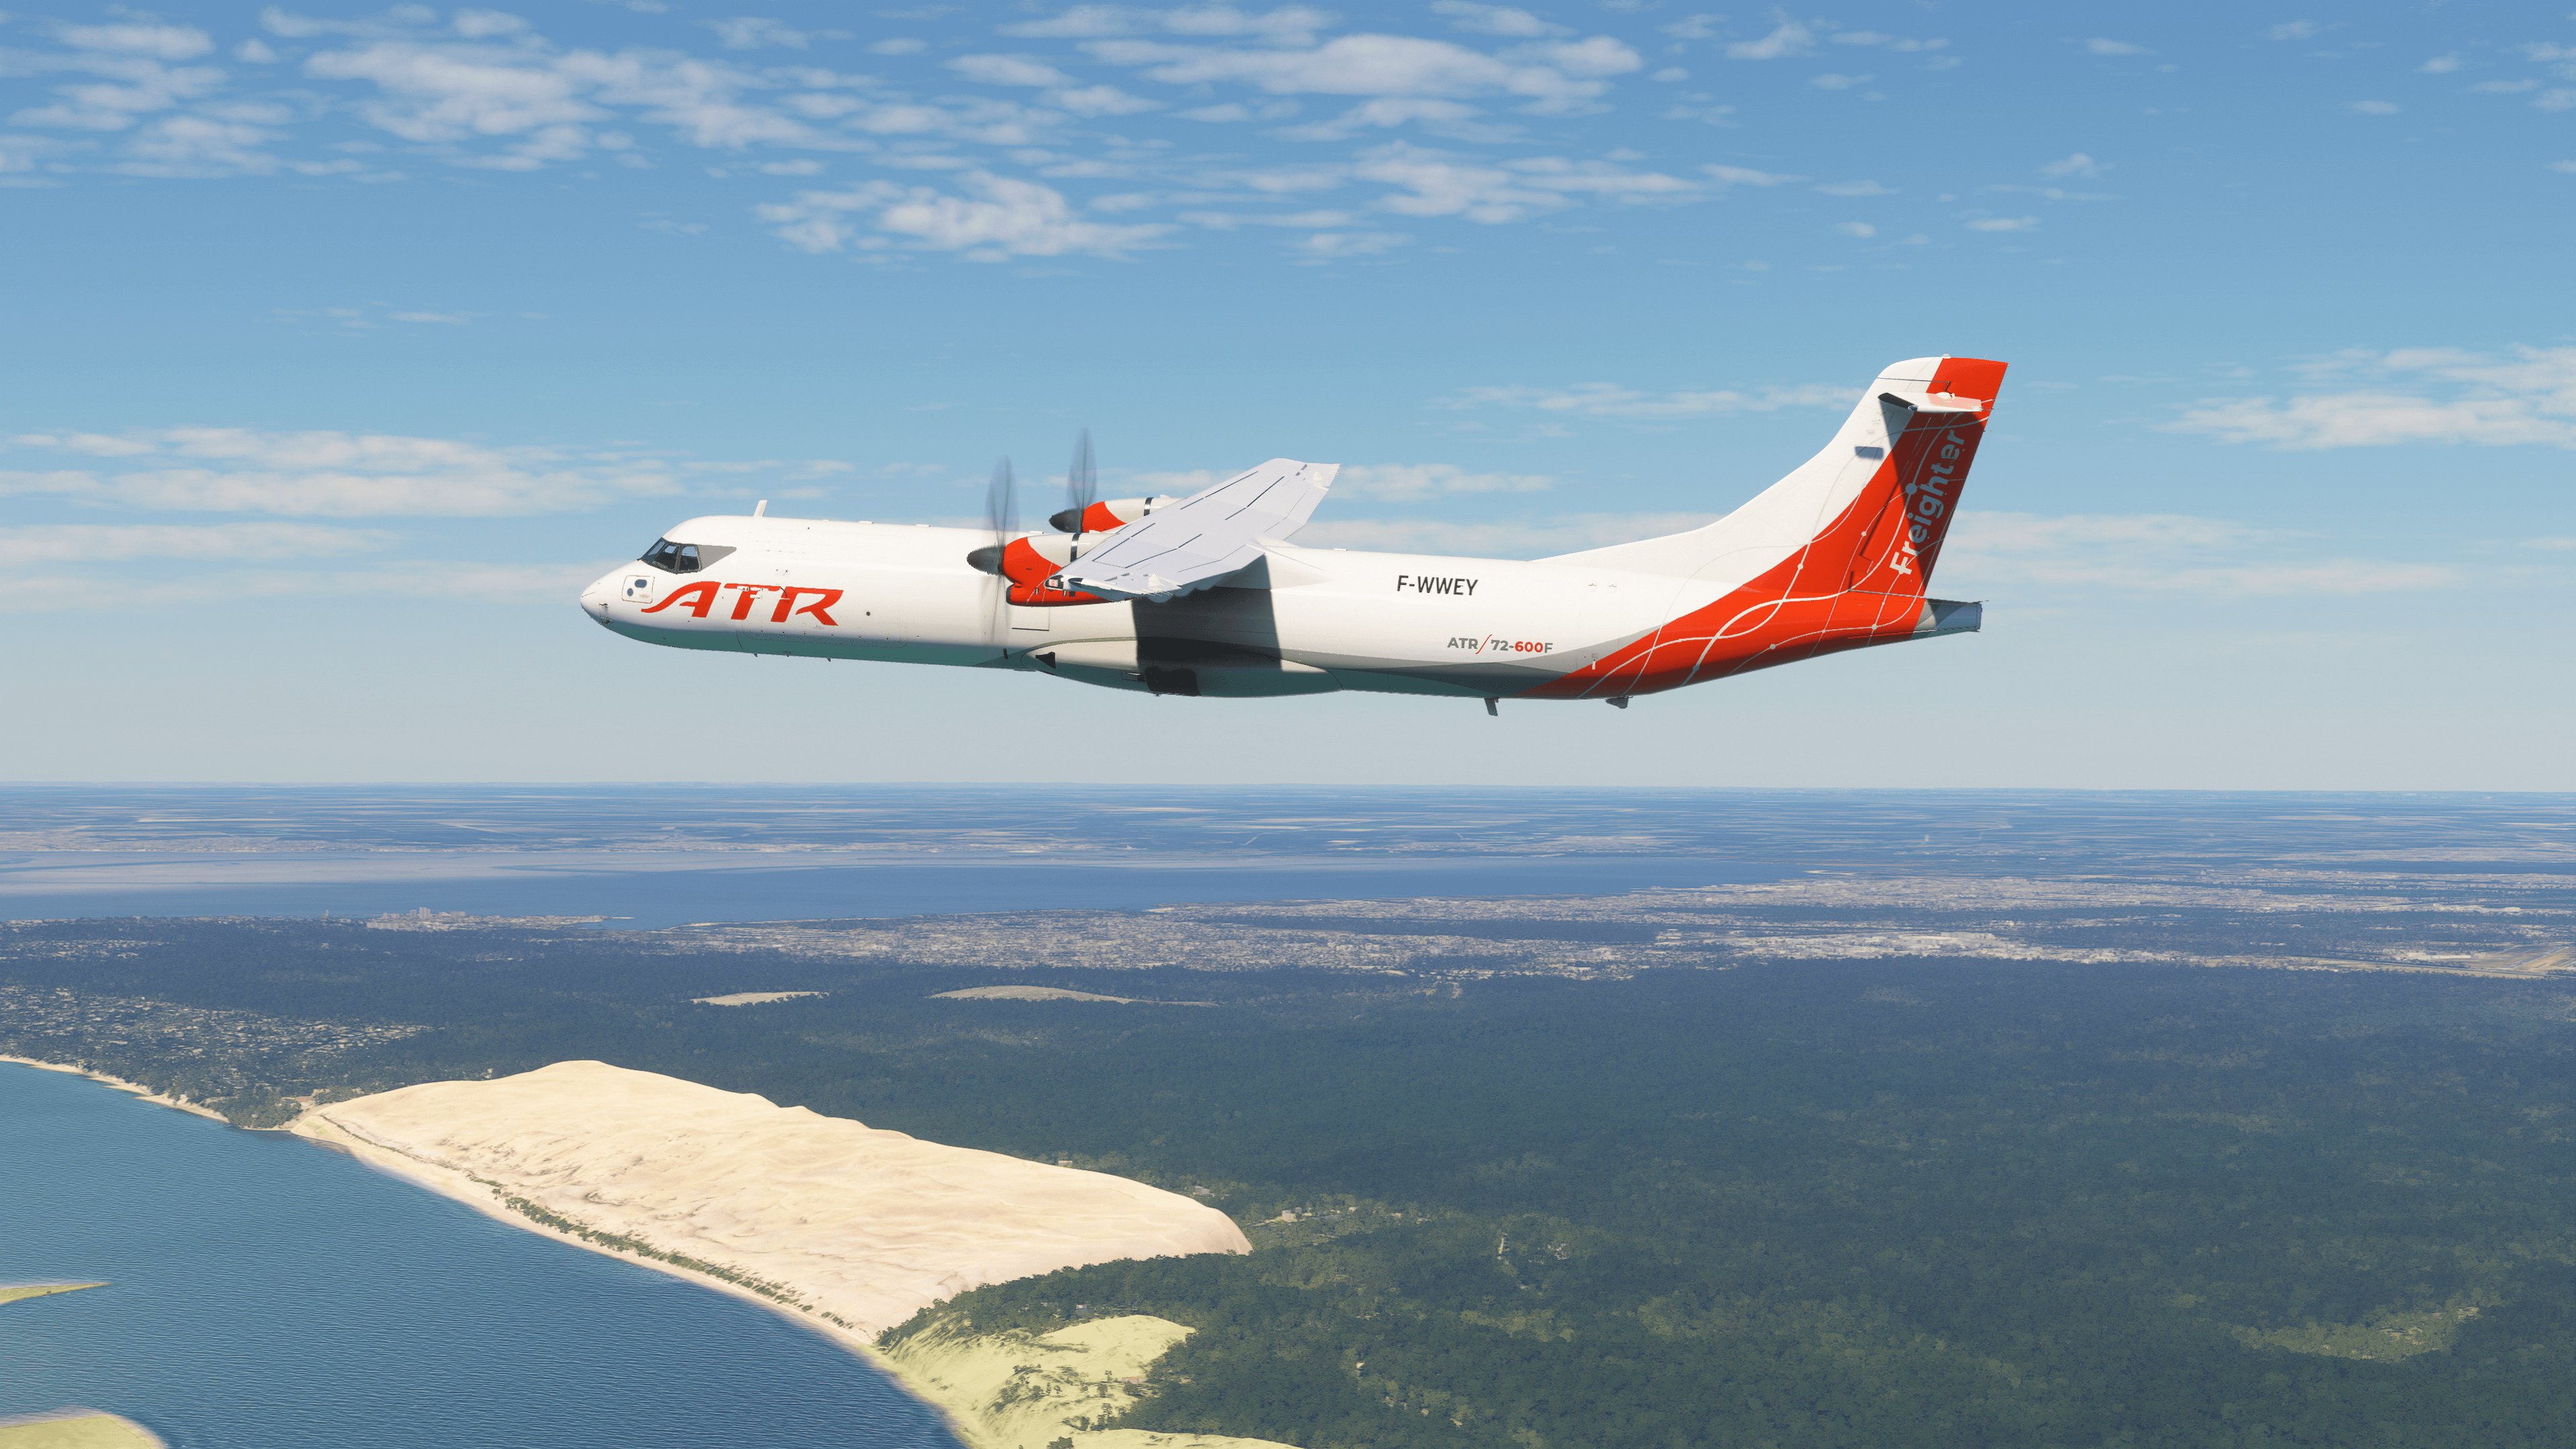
[1049,496,1179,534]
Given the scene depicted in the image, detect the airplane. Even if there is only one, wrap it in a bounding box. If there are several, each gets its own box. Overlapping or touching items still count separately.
[578,354,2002,710]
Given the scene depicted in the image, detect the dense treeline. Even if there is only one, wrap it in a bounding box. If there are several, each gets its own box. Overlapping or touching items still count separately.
[5,916,2575,1446]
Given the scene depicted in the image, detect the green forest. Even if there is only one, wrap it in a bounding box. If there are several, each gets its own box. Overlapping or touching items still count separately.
[5,914,2575,1447]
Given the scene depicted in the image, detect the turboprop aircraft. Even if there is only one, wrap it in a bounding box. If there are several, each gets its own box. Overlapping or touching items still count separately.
[578,355,2003,708]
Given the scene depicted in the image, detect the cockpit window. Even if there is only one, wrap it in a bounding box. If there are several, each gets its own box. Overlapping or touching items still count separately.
[640,538,702,573]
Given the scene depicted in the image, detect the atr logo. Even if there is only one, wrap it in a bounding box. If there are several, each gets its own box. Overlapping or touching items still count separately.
[1397,574,1480,596]
[639,580,843,625]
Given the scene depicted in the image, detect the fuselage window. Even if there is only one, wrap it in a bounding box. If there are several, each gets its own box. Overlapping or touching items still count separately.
[640,539,704,573]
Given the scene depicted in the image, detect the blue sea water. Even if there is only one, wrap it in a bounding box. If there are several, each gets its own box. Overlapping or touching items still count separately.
[0,1063,963,1449]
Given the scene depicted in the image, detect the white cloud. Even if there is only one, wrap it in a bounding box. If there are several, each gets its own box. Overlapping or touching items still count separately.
[2167,347,2576,449]
[1725,20,1813,60]
[949,54,1077,87]
[1966,215,2038,231]
[870,38,928,56]
[53,23,217,61]
[1808,72,1870,89]
[0,428,700,516]
[1815,178,1892,196]
[1091,32,1639,113]
[2083,38,2153,56]
[1051,84,1163,115]
[1829,221,1874,237]
[2552,160,2576,174]
[2349,99,2400,115]
[706,17,811,50]
[2267,21,2320,41]
[1436,380,1850,419]
[1293,512,1717,556]
[2037,152,2105,178]
[756,171,1178,259]
[2421,53,2462,73]
[0,521,392,562]
[1703,164,1802,186]
[1331,462,1553,498]
[1829,30,1946,52]
[1430,2,1568,38]
[1351,144,1697,223]
[1002,6,1336,42]
[6,46,229,132]
[1288,229,1411,258]
[1271,97,1514,141]
[1944,512,2461,596]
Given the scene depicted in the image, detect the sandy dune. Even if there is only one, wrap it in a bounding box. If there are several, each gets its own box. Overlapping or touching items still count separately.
[688,991,826,1006]
[930,985,1212,1006]
[883,1313,1293,1449]
[294,1061,1248,1338]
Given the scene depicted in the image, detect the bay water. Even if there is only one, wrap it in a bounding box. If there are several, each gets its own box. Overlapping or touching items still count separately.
[0,1063,963,1448]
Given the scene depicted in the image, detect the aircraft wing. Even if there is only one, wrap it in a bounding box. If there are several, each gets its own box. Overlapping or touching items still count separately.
[1051,458,1338,602]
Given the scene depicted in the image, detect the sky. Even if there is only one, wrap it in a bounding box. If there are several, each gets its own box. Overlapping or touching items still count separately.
[3,0,2572,789]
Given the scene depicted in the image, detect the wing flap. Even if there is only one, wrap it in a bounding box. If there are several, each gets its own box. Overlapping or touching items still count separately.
[1053,458,1338,602]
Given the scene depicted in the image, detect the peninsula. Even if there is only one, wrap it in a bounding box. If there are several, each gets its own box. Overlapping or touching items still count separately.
[290,1061,1286,1448]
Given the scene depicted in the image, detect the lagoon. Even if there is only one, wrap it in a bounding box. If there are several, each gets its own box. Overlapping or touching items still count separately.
[0,1063,962,1449]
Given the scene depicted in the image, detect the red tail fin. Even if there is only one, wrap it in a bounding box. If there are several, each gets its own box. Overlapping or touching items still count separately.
[1842,356,2004,594]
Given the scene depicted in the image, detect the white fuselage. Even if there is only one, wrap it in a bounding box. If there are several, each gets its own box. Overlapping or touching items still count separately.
[580,516,1684,699]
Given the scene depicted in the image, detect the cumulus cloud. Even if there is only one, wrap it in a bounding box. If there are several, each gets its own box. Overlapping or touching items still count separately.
[1704,164,1803,187]
[1829,221,1874,236]
[706,18,813,50]
[0,521,392,562]
[1287,229,1411,258]
[1437,380,1851,419]
[1001,5,1336,42]
[1430,3,1568,38]
[2166,346,2576,449]
[1269,96,1513,141]
[757,171,1178,258]
[0,428,706,516]
[1331,462,1554,498]
[2037,152,2106,178]
[948,54,1077,87]
[1353,144,1697,223]
[1725,19,1813,60]
[1089,32,1640,113]
[1829,30,1946,52]
[2082,38,2154,56]
[1966,215,2038,232]
[2349,99,2400,115]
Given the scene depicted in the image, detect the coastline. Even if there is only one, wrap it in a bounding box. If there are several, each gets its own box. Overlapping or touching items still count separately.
[0,1056,229,1124]
[284,1111,952,1417]
[7,1057,1277,1449]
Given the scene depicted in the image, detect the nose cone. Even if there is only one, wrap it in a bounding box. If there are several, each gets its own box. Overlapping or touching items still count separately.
[579,572,616,623]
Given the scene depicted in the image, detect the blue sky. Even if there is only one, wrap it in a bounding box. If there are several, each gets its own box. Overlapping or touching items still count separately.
[4,1,2572,788]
